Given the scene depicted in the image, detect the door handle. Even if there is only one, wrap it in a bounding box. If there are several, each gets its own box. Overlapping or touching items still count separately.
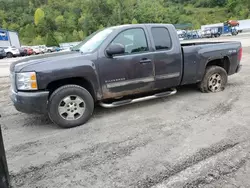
[139,58,151,64]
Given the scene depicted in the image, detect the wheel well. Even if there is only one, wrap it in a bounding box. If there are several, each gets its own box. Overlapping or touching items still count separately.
[47,77,96,100]
[206,57,230,73]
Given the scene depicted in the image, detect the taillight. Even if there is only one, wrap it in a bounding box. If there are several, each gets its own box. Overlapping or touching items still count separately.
[238,47,242,61]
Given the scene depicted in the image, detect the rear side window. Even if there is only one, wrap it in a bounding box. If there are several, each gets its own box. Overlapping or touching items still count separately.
[151,27,172,50]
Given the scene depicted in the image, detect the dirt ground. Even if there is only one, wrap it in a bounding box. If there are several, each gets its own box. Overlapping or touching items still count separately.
[0,47,250,188]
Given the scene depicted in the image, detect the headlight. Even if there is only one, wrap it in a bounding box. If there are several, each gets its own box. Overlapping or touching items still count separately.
[16,72,38,90]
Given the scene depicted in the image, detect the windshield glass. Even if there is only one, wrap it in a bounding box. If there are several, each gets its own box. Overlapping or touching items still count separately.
[73,28,113,53]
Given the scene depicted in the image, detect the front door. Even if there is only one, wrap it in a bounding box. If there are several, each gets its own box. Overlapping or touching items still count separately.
[98,28,154,99]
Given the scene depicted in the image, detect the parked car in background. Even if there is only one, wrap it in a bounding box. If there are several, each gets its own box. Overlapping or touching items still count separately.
[39,45,47,53]
[32,46,42,55]
[47,46,61,52]
[47,46,57,53]
[197,30,202,38]
[2,46,20,58]
[210,28,221,37]
[18,47,27,56]
[186,30,200,39]
[177,30,185,40]
[0,47,6,59]
[55,46,62,52]
[201,28,220,38]
[25,47,34,56]
[21,46,34,56]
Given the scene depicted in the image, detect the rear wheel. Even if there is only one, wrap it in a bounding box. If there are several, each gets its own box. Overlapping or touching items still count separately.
[6,52,13,58]
[198,66,228,93]
[48,85,94,128]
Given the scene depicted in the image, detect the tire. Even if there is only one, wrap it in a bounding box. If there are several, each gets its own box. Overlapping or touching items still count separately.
[198,66,228,93]
[48,85,94,128]
[6,52,13,58]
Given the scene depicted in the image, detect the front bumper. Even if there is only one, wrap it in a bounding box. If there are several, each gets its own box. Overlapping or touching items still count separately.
[10,89,49,114]
[236,64,242,73]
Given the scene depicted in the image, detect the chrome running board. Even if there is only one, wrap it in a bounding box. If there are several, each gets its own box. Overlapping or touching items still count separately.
[99,88,177,108]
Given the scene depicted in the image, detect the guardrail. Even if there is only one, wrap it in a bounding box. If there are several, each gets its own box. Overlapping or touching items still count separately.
[0,124,10,188]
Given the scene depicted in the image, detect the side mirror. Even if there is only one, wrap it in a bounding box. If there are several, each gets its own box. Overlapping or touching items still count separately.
[106,43,125,57]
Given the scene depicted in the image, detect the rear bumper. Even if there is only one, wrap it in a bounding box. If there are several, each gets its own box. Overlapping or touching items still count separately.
[10,89,49,114]
[0,53,6,58]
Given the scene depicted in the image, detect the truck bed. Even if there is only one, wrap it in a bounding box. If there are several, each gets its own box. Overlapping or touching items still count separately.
[180,41,242,85]
[181,41,225,47]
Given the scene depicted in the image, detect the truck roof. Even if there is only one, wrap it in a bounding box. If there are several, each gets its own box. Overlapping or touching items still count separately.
[109,23,173,30]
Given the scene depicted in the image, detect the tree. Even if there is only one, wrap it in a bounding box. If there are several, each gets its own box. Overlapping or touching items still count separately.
[55,15,65,31]
[2,20,8,29]
[46,32,59,47]
[132,18,138,24]
[0,0,249,45]
[32,35,44,45]
[72,30,80,41]
[78,30,85,40]
[34,8,45,26]
[8,23,20,31]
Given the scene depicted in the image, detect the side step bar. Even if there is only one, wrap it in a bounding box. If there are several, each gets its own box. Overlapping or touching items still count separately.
[99,88,177,108]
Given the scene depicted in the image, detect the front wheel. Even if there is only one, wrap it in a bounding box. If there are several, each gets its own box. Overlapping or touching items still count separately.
[48,85,94,128]
[198,66,228,93]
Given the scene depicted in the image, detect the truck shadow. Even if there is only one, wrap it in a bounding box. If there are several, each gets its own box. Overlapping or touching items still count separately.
[93,84,199,117]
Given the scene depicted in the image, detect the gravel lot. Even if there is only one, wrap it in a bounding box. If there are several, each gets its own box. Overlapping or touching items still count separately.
[0,37,250,187]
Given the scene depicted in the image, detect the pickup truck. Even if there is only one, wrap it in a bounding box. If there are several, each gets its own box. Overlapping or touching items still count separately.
[10,24,242,128]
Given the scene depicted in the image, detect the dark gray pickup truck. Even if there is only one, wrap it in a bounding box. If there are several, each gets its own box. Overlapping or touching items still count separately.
[10,24,242,128]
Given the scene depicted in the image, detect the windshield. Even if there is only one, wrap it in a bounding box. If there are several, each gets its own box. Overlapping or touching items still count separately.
[72,28,113,53]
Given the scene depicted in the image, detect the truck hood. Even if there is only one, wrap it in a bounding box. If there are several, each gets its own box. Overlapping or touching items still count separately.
[10,51,92,72]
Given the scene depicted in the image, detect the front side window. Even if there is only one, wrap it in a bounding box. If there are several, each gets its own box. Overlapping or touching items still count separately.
[151,27,172,50]
[111,28,148,55]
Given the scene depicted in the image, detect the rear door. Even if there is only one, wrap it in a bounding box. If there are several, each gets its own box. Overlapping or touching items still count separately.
[98,27,155,99]
[148,26,183,90]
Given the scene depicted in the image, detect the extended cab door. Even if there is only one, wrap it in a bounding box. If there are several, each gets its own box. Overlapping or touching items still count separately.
[147,25,183,90]
[97,27,154,99]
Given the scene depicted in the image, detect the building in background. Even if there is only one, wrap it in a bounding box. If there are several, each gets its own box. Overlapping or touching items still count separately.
[0,29,21,48]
